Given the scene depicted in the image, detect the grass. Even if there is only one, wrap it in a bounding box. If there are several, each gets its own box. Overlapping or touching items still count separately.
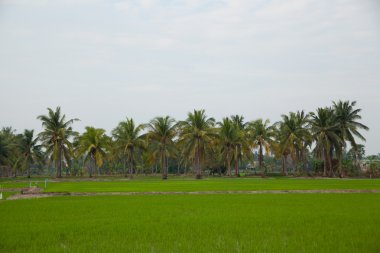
[1,177,380,192]
[45,177,380,192]
[0,191,18,200]
[0,194,379,252]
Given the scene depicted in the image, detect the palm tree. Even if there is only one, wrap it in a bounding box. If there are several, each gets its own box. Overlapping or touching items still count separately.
[112,118,145,178]
[19,130,43,178]
[37,107,78,178]
[248,119,274,176]
[309,107,343,177]
[271,130,289,176]
[230,115,251,177]
[333,100,369,177]
[178,109,216,179]
[146,116,177,180]
[276,111,310,175]
[0,127,22,177]
[218,118,236,176]
[0,134,9,167]
[76,127,109,177]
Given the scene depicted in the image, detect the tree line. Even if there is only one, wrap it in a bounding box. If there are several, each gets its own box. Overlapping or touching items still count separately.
[0,100,375,179]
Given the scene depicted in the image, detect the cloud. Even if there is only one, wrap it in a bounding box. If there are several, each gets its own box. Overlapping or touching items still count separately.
[1,0,102,6]
[0,0,379,153]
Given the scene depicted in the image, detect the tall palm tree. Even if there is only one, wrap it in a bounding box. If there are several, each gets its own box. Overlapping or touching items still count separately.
[277,111,310,175]
[76,127,109,177]
[295,111,312,172]
[37,107,78,178]
[333,100,369,177]
[112,118,145,178]
[248,119,274,176]
[218,118,237,176]
[178,109,216,179]
[230,115,251,177]
[146,116,177,180]
[271,129,289,176]
[19,129,43,178]
[309,107,343,177]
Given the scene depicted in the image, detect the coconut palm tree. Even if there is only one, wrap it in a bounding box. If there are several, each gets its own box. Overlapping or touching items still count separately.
[146,116,177,180]
[19,129,43,178]
[333,100,369,177]
[276,111,310,175]
[37,107,78,178]
[112,118,145,178]
[218,118,237,176]
[0,134,9,167]
[271,125,287,176]
[230,115,251,177]
[248,119,274,176]
[0,127,23,177]
[309,107,343,177]
[76,127,109,177]
[178,109,216,179]
[295,111,312,172]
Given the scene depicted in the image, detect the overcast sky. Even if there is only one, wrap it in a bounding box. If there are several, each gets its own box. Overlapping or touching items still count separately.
[0,0,379,154]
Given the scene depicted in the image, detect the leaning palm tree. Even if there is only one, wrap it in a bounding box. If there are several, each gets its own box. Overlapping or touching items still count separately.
[112,118,145,178]
[248,119,274,176]
[76,127,109,177]
[178,109,216,179]
[145,116,177,179]
[309,107,343,177]
[19,129,43,178]
[333,100,369,177]
[37,107,78,178]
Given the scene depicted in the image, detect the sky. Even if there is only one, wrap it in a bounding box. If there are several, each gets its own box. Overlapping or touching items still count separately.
[0,0,379,155]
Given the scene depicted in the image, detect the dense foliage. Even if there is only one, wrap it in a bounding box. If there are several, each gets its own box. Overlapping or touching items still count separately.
[0,100,376,178]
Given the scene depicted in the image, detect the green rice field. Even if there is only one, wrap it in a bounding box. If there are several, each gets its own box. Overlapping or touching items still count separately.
[1,177,380,192]
[1,178,380,252]
[1,194,379,253]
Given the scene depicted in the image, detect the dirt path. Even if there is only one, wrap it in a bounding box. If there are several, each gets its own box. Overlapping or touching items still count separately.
[6,189,380,200]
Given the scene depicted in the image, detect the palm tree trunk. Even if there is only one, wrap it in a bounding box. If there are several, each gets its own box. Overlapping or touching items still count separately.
[162,151,167,180]
[259,143,265,177]
[57,146,62,178]
[328,148,333,177]
[128,159,133,179]
[196,144,201,179]
[94,156,97,178]
[338,147,343,178]
[301,149,307,173]
[227,152,231,176]
[25,158,31,178]
[328,153,333,177]
[124,157,128,177]
[323,149,328,177]
[89,165,92,178]
[235,159,239,177]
